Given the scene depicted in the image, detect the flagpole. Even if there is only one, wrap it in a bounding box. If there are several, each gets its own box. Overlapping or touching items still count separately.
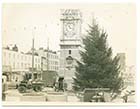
[32,27,36,80]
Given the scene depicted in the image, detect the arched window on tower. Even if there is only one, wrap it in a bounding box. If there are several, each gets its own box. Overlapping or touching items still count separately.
[69,50,71,55]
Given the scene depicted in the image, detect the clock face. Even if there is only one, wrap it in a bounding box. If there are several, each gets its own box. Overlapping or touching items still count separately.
[66,23,74,32]
[64,21,76,38]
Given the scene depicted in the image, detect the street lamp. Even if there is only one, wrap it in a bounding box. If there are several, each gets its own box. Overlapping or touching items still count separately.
[31,26,37,80]
[66,56,74,70]
[65,55,76,90]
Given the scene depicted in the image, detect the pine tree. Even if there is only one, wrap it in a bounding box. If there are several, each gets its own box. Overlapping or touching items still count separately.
[73,20,123,93]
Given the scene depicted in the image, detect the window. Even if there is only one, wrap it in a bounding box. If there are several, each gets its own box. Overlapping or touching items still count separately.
[13,62,15,69]
[17,54,19,59]
[21,56,23,60]
[21,63,23,68]
[3,52,6,57]
[9,53,11,59]
[69,50,71,55]
[25,64,27,68]
[17,63,19,68]
[25,56,27,61]
[38,65,40,69]
[13,53,15,59]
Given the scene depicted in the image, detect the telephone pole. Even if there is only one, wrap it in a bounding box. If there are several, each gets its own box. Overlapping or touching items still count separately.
[32,26,36,80]
[47,37,49,71]
[45,24,49,71]
[32,37,34,80]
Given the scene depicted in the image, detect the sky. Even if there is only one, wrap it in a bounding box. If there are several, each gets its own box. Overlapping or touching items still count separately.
[2,3,136,66]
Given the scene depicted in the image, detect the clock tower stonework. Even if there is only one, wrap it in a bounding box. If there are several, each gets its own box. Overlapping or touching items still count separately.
[59,9,82,90]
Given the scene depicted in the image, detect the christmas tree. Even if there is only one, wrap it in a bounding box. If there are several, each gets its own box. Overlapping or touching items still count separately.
[73,19,123,93]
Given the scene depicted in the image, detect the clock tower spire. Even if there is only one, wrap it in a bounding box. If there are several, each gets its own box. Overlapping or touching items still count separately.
[59,9,82,90]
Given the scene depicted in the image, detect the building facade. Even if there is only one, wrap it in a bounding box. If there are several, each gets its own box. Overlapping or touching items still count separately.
[59,9,82,90]
[36,48,59,86]
[117,53,126,72]
[36,48,59,72]
[2,44,59,85]
[117,53,135,90]
[124,66,136,90]
[2,45,41,82]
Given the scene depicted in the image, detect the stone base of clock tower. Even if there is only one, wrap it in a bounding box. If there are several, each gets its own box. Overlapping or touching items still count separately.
[59,40,81,90]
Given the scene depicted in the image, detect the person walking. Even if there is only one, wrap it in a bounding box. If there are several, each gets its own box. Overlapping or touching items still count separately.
[2,79,8,101]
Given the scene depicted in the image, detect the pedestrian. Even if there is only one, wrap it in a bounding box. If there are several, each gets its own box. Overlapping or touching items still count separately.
[2,79,8,101]
[120,89,130,103]
[15,79,19,89]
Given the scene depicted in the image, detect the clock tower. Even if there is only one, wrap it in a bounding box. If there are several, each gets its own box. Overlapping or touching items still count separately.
[59,9,82,90]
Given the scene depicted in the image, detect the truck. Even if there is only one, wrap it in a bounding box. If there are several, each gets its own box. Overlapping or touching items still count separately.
[42,71,58,87]
[18,73,44,93]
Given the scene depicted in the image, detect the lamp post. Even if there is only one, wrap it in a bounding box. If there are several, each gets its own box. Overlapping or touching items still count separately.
[41,56,46,80]
[31,37,34,80]
[31,26,36,80]
[41,57,43,80]
[66,56,74,70]
[65,56,74,90]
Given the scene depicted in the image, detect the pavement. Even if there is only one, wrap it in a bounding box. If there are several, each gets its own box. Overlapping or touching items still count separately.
[3,88,135,103]
[67,94,80,102]
[111,97,124,103]
[5,89,21,96]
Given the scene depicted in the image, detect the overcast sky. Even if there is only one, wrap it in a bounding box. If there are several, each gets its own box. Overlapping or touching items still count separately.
[2,3,136,66]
